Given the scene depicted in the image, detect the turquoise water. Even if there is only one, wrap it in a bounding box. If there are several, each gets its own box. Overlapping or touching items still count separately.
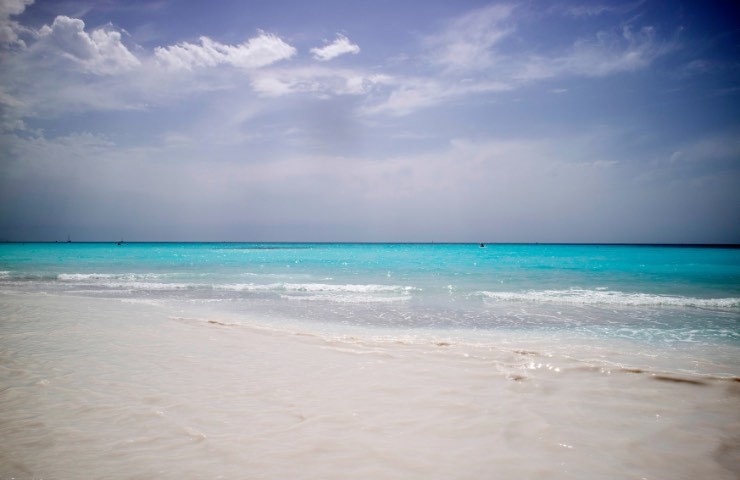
[1,242,739,343]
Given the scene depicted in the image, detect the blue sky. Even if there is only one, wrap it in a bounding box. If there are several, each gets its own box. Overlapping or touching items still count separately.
[0,0,738,242]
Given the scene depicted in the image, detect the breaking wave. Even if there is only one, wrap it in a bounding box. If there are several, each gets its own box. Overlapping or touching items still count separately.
[222,283,417,302]
[478,289,740,308]
[220,283,417,294]
[51,274,418,300]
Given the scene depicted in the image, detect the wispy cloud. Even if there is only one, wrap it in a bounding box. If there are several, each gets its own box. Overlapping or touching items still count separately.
[154,31,296,70]
[513,25,674,81]
[364,5,676,116]
[359,77,512,116]
[250,66,391,98]
[559,1,645,18]
[310,34,360,61]
[662,130,740,171]
[423,4,516,73]
[0,2,680,127]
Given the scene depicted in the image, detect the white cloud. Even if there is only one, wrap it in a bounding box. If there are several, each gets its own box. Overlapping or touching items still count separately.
[0,0,33,47]
[0,14,151,125]
[250,66,391,98]
[154,32,296,70]
[0,2,678,125]
[560,1,645,17]
[0,19,298,125]
[250,75,294,97]
[35,16,141,75]
[310,34,360,61]
[360,79,446,116]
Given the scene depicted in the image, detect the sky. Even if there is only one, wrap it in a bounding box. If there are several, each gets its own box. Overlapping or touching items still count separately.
[0,0,738,243]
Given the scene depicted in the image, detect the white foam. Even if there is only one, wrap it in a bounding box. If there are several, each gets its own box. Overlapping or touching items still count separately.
[478,289,740,308]
[55,272,205,291]
[280,293,411,303]
[58,273,119,281]
[55,275,419,298]
[219,282,417,294]
[58,272,171,281]
[219,283,280,292]
[282,283,417,294]
[93,281,196,291]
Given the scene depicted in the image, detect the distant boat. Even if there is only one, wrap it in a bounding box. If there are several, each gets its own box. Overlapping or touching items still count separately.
[67,235,71,243]
[480,243,485,248]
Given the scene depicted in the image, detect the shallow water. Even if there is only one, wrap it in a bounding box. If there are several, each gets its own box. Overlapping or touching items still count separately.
[1,243,739,478]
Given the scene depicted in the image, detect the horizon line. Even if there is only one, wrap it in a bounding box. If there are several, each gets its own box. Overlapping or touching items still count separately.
[1,240,738,248]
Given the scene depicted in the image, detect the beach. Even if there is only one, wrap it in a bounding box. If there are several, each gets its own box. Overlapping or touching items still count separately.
[3,1,739,476]
[1,243,739,478]
[3,0,740,476]
[2,293,738,479]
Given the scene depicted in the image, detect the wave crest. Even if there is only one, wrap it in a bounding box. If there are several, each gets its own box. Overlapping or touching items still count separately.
[478,289,740,308]
[53,275,417,299]
[219,283,417,294]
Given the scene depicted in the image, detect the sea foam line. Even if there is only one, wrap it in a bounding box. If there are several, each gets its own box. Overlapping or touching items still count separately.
[280,293,411,303]
[55,275,418,296]
[478,289,740,308]
[219,283,418,294]
[57,273,178,281]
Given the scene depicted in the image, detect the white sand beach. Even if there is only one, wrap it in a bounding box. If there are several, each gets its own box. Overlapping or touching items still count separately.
[1,292,738,479]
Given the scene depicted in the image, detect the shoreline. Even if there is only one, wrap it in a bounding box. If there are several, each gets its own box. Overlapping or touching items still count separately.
[1,292,738,479]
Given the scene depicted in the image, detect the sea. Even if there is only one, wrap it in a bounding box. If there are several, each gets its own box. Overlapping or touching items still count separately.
[1,242,739,479]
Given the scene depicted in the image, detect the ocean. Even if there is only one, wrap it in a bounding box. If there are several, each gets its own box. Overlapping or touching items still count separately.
[1,242,739,478]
